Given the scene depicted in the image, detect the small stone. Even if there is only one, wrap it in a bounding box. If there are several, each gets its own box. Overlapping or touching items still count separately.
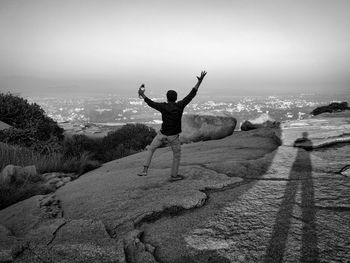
[43,173,60,181]
[47,178,61,185]
[61,177,71,183]
[145,243,155,254]
[340,166,350,176]
[40,195,56,207]
[23,165,37,177]
[55,181,65,188]
[0,250,13,263]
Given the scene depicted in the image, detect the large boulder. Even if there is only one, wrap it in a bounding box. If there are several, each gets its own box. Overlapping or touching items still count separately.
[0,164,37,184]
[180,113,236,143]
[241,113,280,131]
[311,101,349,116]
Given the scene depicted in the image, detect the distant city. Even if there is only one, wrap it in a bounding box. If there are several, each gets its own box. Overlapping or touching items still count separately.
[27,93,350,136]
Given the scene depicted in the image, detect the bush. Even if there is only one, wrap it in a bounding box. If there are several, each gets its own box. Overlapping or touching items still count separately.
[103,123,156,150]
[100,124,156,162]
[0,92,64,149]
[62,124,156,163]
[63,134,102,159]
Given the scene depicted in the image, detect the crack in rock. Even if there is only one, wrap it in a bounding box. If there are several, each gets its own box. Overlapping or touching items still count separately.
[123,230,159,263]
[46,220,67,247]
[337,164,350,176]
[39,194,64,219]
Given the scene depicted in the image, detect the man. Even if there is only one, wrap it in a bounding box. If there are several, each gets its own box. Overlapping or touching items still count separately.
[138,71,207,181]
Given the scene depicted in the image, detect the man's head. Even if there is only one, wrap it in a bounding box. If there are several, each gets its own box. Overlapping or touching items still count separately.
[166,90,177,102]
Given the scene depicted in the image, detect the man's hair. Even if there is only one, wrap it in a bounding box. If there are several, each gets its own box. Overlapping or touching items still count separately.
[166,90,177,102]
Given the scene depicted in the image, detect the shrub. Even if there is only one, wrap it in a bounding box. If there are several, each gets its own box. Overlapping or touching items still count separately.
[63,134,102,159]
[62,124,156,163]
[0,92,64,148]
[102,123,156,153]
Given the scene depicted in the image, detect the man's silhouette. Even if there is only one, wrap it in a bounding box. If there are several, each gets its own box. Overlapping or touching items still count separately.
[138,71,207,180]
[264,132,318,262]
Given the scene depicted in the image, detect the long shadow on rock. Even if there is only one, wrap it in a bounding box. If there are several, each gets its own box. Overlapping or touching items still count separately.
[264,132,319,263]
[141,127,283,263]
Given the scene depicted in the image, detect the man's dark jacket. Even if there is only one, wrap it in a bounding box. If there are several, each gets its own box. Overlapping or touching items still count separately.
[143,88,197,136]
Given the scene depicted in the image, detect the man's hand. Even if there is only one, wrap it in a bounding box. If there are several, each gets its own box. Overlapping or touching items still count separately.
[194,71,207,90]
[138,84,146,98]
[196,71,207,82]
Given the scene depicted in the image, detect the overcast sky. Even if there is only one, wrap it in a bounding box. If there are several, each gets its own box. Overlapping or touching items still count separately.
[0,0,349,97]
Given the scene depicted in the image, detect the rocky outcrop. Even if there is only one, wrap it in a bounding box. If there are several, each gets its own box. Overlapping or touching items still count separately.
[1,113,349,263]
[311,101,349,116]
[241,113,280,131]
[142,115,350,263]
[180,113,236,143]
[0,126,279,262]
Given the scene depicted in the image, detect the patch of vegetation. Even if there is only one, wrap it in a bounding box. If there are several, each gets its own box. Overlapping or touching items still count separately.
[62,123,156,162]
[0,142,101,209]
[0,93,64,153]
[0,93,157,209]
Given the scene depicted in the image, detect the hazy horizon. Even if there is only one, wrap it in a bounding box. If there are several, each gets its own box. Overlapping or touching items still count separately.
[1,0,350,97]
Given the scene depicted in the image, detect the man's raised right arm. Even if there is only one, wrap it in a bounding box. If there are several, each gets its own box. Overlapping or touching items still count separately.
[179,71,207,107]
[193,71,207,91]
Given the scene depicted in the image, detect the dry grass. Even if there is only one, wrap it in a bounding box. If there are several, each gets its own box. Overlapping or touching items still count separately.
[0,142,100,209]
[0,142,100,175]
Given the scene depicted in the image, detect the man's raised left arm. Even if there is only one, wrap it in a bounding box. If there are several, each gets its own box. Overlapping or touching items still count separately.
[138,84,164,112]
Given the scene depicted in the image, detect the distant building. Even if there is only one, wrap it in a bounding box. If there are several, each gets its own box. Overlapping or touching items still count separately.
[0,120,11,130]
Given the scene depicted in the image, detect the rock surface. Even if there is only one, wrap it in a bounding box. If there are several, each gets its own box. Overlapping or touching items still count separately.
[0,114,349,263]
[180,113,237,143]
[139,115,350,263]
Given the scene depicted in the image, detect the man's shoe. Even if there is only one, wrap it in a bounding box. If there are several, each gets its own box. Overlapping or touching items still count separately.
[169,175,185,181]
[137,171,147,176]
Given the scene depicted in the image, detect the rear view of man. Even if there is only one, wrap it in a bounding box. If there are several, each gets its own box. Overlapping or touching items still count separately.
[138,71,207,181]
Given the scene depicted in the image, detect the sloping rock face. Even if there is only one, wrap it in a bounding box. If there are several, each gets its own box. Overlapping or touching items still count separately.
[1,114,349,263]
[180,113,237,143]
[0,127,279,262]
[140,114,350,263]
